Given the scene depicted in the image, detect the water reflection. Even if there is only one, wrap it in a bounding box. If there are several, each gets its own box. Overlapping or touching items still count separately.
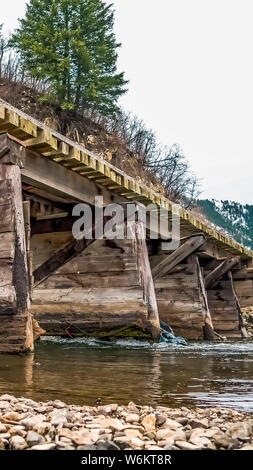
[0,338,253,411]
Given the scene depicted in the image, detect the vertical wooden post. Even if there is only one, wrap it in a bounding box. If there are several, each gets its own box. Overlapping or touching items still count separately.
[23,201,33,296]
[0,163,34,353]
[228,271,249,338]
[135,219,161,340]
[190,254,214,340]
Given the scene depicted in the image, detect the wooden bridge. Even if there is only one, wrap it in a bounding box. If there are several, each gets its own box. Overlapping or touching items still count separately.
[0,98,252,353]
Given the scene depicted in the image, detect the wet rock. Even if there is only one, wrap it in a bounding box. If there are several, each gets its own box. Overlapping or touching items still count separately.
[62,429,94,446]
[145,430,156,440]
[213,432,230,449]
[2,412,22,422]
[188,418,208,429]
[190,436,211,448]
[33,422,51,435]
[175,440,202,450]
[0,401,10,410]
[226,422,252,440]
[156,428,186,442]
[155,414,166,427]
[146,445,162,450]
[227,439,241,450]
[239,444,253,450]
[99,404,118,415]
[99,418,124,432]
[163,444,180,450]
[0,394,14,402]
[176,418,188,426]
[97,433,113,441]
[9,426,26,438]
[77,444,97,450]
[20,415,45,430]
[130,437,145,449]
[0,424,7,433]
[113,436,133,449]
[26,431,45,447]
[30,443,56,450]
[51,414,67,426]
[181,407,189,413]
[10,436,28,450]
[157,437,174,447]
[125,414,140,424]
[124,429,143,439]
[141,415,156,432]
[0,433,11,440]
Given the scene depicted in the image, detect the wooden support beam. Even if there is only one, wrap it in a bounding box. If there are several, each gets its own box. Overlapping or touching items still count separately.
[228,271,249,338]
[31,216,80,235]
[23,201,33,295]
[33,204,131,286]
[0,164,33,353]
[0,133,26,166]
[21,147,125,206]
[232,268,253,280]
[25,130,58,153]
[152,235,205,280]
[135,220,160,340]
[192,254,214,340]
[205,257,240,289]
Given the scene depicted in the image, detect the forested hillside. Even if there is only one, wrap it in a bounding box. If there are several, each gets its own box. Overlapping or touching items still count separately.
[198,199,253,250]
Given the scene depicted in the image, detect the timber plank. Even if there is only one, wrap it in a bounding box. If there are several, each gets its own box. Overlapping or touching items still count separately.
[152,235,205,280]
[37,271,140,289]
[205,257,240,289]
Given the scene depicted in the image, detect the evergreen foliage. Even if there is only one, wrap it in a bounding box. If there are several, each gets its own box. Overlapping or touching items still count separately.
[199,199,253,250]
[10,0,128,114]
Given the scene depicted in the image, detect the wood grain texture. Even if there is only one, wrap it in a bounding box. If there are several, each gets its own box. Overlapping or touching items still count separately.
[0,163,33,353]
[205,257,239,289]
[152,235,205,280]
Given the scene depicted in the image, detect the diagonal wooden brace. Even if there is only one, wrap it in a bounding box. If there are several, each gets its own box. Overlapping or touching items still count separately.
[152,234,206,280]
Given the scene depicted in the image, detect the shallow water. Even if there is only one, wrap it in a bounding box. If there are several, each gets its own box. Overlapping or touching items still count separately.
[0,337,253,411]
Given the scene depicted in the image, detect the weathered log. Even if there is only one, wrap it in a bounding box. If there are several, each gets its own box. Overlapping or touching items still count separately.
[227,271,249,338]
[152,235,205,280]
[205,257,240,289]
[135,220,160,340]
[23,201,33,295]
[31,216,80,235]
[0,163,33,353]
[32,318,46,341]
[0,133,26,166]
[191,255,214,340]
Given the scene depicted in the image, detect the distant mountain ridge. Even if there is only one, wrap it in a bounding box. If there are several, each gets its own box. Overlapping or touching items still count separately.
[197,199,253,251]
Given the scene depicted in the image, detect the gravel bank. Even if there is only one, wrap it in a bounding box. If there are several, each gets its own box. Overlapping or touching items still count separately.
[0,395,253,450]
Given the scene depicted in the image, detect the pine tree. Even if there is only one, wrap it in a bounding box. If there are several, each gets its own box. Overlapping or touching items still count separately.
[10,0,128,114]
[0,24,8,78]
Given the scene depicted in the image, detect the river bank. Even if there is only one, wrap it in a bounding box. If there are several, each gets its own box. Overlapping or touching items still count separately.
[0,394,253,450]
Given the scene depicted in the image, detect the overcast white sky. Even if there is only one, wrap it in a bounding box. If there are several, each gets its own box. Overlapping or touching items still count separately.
[1,0,253,204]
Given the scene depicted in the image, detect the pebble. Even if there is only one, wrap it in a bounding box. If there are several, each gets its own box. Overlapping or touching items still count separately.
[0,395,252,451]
[10,436,28,450]
[141,414,156,432]
[26,431,45,447]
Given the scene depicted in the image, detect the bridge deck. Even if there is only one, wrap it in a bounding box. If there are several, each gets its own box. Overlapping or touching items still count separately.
[1,98,252,260]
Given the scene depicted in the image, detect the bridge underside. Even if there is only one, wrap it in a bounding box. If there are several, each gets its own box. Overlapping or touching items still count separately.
[0,134,253,353]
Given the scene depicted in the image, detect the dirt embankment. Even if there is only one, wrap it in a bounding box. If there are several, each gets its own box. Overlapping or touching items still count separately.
[0,78,164,194]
